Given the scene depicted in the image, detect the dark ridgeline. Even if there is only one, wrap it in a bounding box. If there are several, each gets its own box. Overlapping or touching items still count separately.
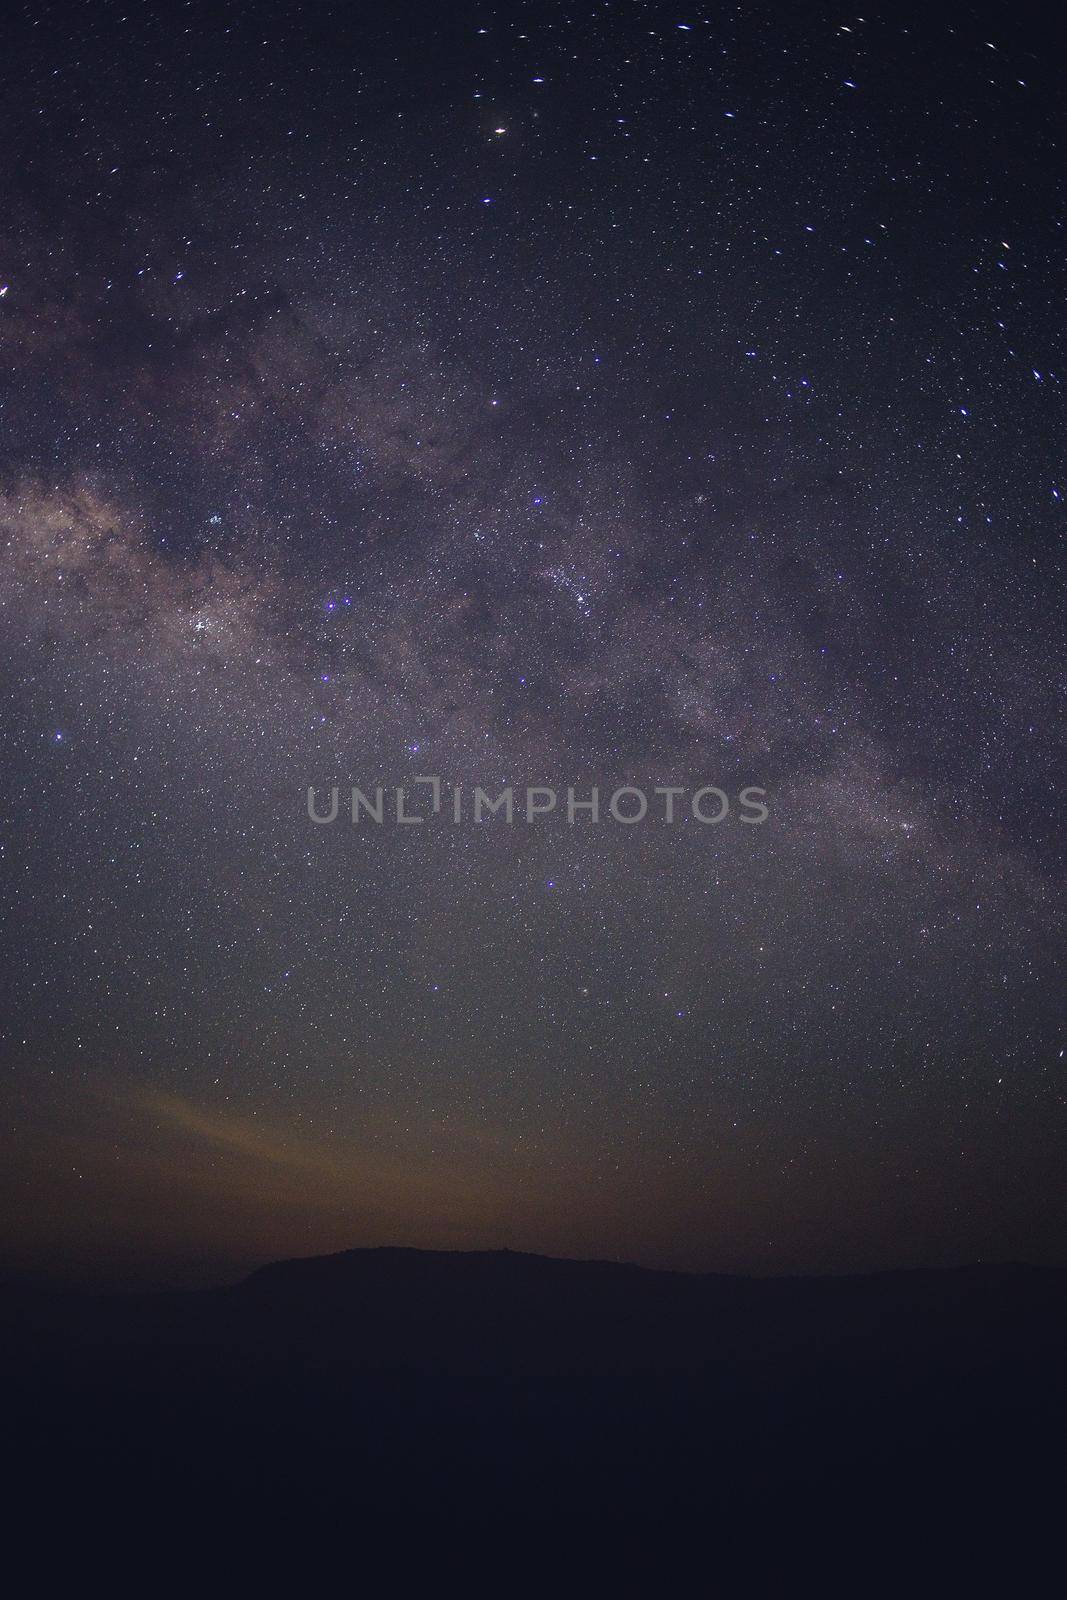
[4,1247,1064,1560]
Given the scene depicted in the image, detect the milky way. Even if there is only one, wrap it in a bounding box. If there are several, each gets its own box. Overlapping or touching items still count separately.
[1,0,1063,1286]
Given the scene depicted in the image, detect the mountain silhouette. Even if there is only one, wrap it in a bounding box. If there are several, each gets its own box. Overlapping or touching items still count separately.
[4,1248,1064,1566]
[6,1246,1064,1374]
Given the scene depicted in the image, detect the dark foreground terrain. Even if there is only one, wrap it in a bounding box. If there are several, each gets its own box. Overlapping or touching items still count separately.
[4,1248,1064,1575]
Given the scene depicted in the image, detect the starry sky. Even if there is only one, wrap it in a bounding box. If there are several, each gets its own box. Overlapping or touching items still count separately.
[1,0,1063,1288]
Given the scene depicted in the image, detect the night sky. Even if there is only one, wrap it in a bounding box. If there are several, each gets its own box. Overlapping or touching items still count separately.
[1,0,1063,1289]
